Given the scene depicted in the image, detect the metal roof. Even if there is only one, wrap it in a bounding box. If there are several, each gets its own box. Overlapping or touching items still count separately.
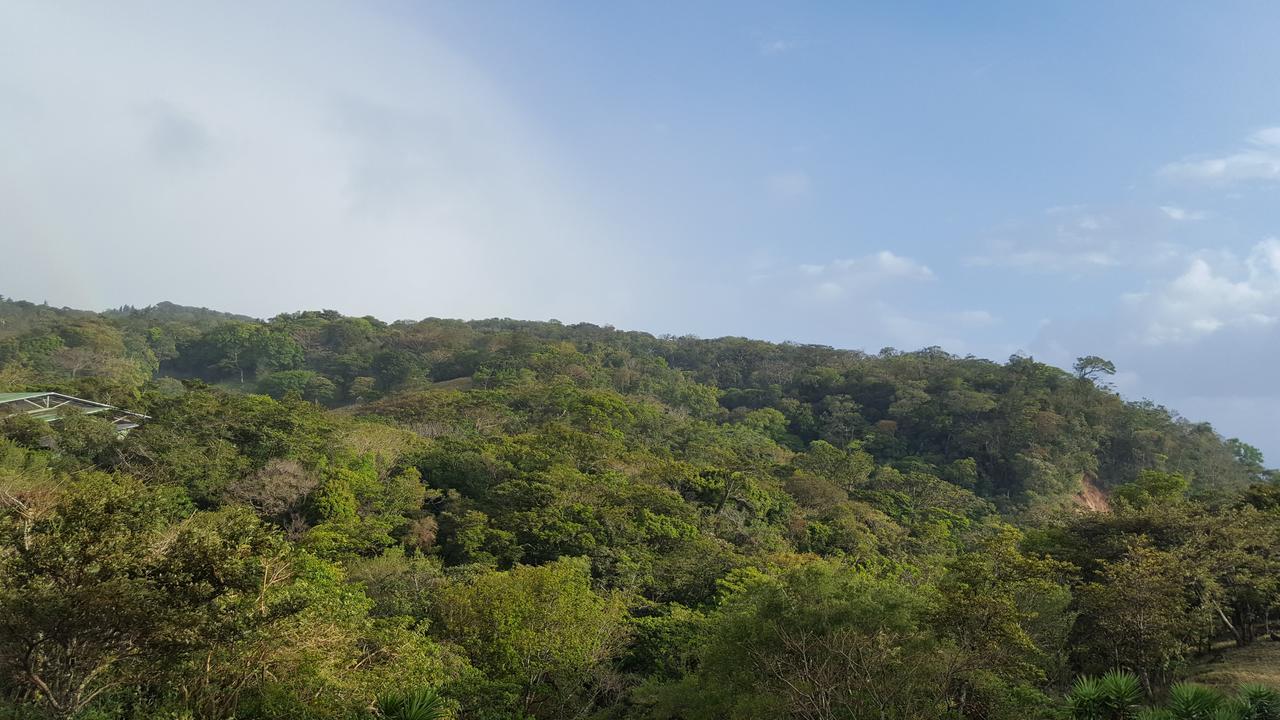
[0,391,149,430]
[0,392,47,403]
[0,391,118,409]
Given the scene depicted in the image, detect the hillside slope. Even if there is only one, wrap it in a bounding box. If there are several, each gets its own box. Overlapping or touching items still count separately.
[2,295,1279,719]
[0,297,1271,509]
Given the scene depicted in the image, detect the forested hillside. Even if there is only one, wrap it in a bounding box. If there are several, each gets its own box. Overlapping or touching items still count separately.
[1,296,1278,719]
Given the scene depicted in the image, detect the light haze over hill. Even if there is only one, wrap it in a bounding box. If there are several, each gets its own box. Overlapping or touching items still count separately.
[2,1,1279,457]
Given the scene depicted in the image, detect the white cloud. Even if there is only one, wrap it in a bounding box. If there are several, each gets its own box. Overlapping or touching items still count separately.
[759,39,792,56]
[1159,205,1206,221]
[1031,240,1280,461]
[788,249,931,299]
[803,251,936,281]
[1076,215,1104,231]
[968,204,1186,273]
[1160,127,1280,184]
[1250,127,1280,147]
[968,207,1119,271]
[968,246,1120,271]
[814,281,844,300]
[1126,238,1280,344]
[673,249,970,357]
[767,171,812,198]
[861,250,936,280]
[952,309,998,328]
[765,251,995,353]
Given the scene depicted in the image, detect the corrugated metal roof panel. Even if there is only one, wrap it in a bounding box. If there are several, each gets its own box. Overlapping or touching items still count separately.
[0,392,47,403]
[0,392,149,430]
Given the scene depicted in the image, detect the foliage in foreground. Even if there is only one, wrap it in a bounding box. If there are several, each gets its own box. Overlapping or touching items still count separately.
[1067,671,1280,720]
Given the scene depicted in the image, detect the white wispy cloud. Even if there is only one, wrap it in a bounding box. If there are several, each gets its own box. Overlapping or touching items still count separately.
[687,250,970,356]
[967,207,1120,272]
[759,39,792,56]
[967,204,1186,273]
[1159,127,1280,184]
[968,249,1120,270]
[797,250,934,301]
[1159,205,1207,221]
[951,309,998,328]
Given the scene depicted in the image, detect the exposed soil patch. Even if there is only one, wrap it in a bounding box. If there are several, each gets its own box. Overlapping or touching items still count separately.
[1073,472,1110,513]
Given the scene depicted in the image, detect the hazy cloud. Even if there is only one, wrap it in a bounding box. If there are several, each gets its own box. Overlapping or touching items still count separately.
[2,2,1275,461]
[951,309,998,328]
[796,250,934,301]
[0,2,644,324]
[141,102,216,170]
[1160,127,1280,184]
[967,204,1185,273]
[1159,205,1206,222]
[759,39,793,56]
[766,170,812,198]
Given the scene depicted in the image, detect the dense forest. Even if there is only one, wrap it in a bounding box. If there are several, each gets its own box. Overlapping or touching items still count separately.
[1,295,1278,720]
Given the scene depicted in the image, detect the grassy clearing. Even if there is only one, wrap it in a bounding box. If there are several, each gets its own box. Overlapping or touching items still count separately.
[1183,640,1280,690]
[430,376,474,390]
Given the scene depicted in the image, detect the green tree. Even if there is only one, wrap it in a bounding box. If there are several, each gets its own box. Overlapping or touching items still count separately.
[934,525,1074,714]
[1074,356,1117,383]
[433,557,627,718]
[259,369,338,403]
[1074,543,1198,691]
[650,561,948,720]
[0,472,253,716]
[1112,470,1189,510]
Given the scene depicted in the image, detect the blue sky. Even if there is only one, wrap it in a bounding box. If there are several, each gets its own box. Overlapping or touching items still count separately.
[2,2,1279,460]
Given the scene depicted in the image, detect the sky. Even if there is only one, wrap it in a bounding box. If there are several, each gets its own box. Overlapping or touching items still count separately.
[2,1,1279,460]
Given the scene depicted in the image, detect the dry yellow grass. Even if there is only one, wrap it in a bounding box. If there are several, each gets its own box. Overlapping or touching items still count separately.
[1183,641,1280,690]
[430,376,475,390]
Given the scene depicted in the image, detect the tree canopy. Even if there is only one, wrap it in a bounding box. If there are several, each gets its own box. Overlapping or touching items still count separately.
[0,296,1276,719]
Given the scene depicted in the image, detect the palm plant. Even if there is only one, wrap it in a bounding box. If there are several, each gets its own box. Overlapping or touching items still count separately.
[1069,671,1145,720]
[1164,683,1227,720]
[1232,685,1280,720]
[375,687,453,720]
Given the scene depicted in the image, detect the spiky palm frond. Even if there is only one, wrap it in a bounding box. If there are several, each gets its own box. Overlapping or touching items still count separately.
[1069,672,1144,720]
[1234,685,1280,720]
[1166,683,1227,720]
[1069,676,1108,720]
[1099,670,1144,716]
[376,687,452,720]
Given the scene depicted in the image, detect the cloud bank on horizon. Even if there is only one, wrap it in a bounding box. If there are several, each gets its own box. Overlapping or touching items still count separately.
[1,1,1279,460]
